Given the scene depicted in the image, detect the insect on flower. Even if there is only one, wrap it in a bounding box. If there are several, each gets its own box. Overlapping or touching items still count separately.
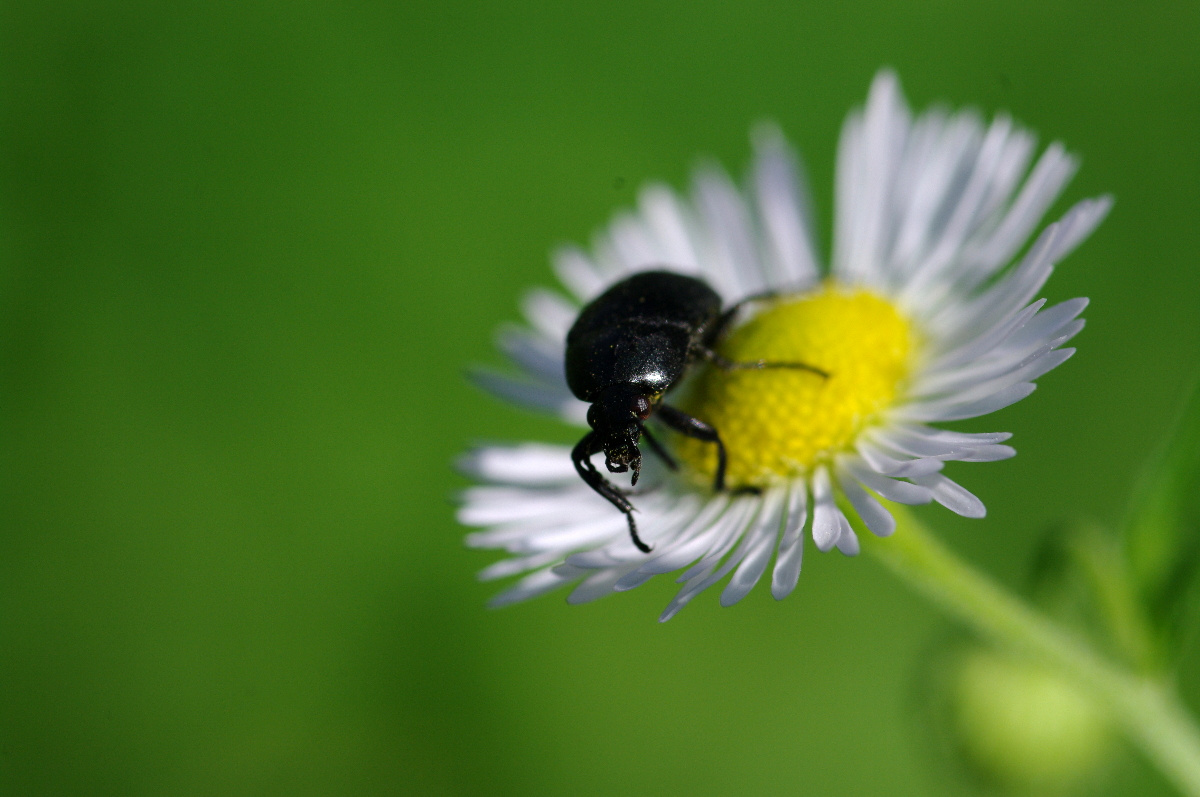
[565,270,826,553]
[460,71,1111,620]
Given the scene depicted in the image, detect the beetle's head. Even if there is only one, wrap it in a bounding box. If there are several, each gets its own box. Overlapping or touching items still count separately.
[587,386,653,484]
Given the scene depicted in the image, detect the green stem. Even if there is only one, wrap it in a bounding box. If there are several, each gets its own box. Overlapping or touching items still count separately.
[862,507,1200,796]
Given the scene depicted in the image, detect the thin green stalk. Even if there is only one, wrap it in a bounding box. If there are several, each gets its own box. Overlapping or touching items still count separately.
[862,508,1200,796]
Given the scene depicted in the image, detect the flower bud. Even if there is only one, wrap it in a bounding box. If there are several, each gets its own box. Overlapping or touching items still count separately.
[949,648,1114,793]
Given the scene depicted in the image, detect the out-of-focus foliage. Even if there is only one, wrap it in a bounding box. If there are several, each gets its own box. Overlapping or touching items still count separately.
[1121,378,1200,655]
[1029,378,1200,676]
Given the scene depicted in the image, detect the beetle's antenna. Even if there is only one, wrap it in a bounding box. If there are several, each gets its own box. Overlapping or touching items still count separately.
[639,425,679,471]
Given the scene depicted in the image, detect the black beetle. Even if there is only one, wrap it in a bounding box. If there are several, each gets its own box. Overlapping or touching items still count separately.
[565,269,826,553]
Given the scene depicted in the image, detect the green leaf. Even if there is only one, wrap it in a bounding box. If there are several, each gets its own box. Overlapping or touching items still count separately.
[1120,373,1200,655]
[1030,521,1162,672]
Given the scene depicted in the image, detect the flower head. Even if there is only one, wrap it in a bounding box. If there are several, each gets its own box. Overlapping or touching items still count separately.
[460,71,1111,621]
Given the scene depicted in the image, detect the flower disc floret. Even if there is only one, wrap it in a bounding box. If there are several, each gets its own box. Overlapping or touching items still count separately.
[677,284,916,487]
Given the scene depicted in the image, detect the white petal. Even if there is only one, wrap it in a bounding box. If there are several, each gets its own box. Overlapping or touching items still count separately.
[478,550,565,582]
[927,299,1045,372]
[590,229,637,280]
[469,369,588,425]
[600,492,706,564]
[835,70,909,284]
[657,498,762,621]
[889,110,980,286]
[856,439,946,477]
[750,123,821,286]
[608,211,661,271]
[520,288,577,341]
[563,547,624,570]
[896,382,1036,422]
[915,334,1074,399]
[968,142,1078,277]
[964,231,1060,328]
[836,464,896,537]
[917,428,1012,445]
[1045,195,1113,263]
[896,114,1031,304]
[721,488,787,606]
[487,568,574,608]
[459,485,594,527]
[458,443,576,486]
[912,473,986,518]
[840,456,934,505]
[622,495,735,579]
[552,246,606,301]
[676,497,759,582]
[466,513,618,554]
[521,514,633,553]
[1014,346,1075,383]
[997,297,1088,355]
[771,481,809,600]
[915,344,1074,409]
[865,426,966,459]
[496,325,564,384]
[938,197,1109,343]
[834,514,860,556]
[955,444,1017,462]
[693,165,767,296]
[638,185,702,269]
[568,567,637,605]
[811,466,841,552]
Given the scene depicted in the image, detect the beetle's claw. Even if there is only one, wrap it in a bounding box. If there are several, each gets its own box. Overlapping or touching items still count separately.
[626,512,651,554]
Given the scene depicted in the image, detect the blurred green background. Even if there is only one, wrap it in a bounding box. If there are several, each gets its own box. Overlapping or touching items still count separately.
[3,1,1198,794]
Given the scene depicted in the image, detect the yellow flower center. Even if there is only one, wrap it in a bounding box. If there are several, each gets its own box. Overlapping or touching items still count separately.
[674,283,917,488]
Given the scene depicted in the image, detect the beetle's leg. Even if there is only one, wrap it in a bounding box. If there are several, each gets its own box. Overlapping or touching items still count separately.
[657,405,728,492]
[705,289,785,344]
[698,346,829,379]
[572,432,652,553]
[639,424,679,471]
[701,291,829,378]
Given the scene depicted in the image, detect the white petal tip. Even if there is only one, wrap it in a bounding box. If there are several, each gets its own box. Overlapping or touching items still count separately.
[1091,193,1115,217]
[836,532,861,556]
[870,68,901,96]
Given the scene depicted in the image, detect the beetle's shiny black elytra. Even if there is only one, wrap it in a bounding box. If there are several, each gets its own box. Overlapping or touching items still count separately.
[566,270,826,553]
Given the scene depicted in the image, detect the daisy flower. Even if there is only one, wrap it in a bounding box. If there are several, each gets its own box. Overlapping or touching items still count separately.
[459,70,1111,622]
